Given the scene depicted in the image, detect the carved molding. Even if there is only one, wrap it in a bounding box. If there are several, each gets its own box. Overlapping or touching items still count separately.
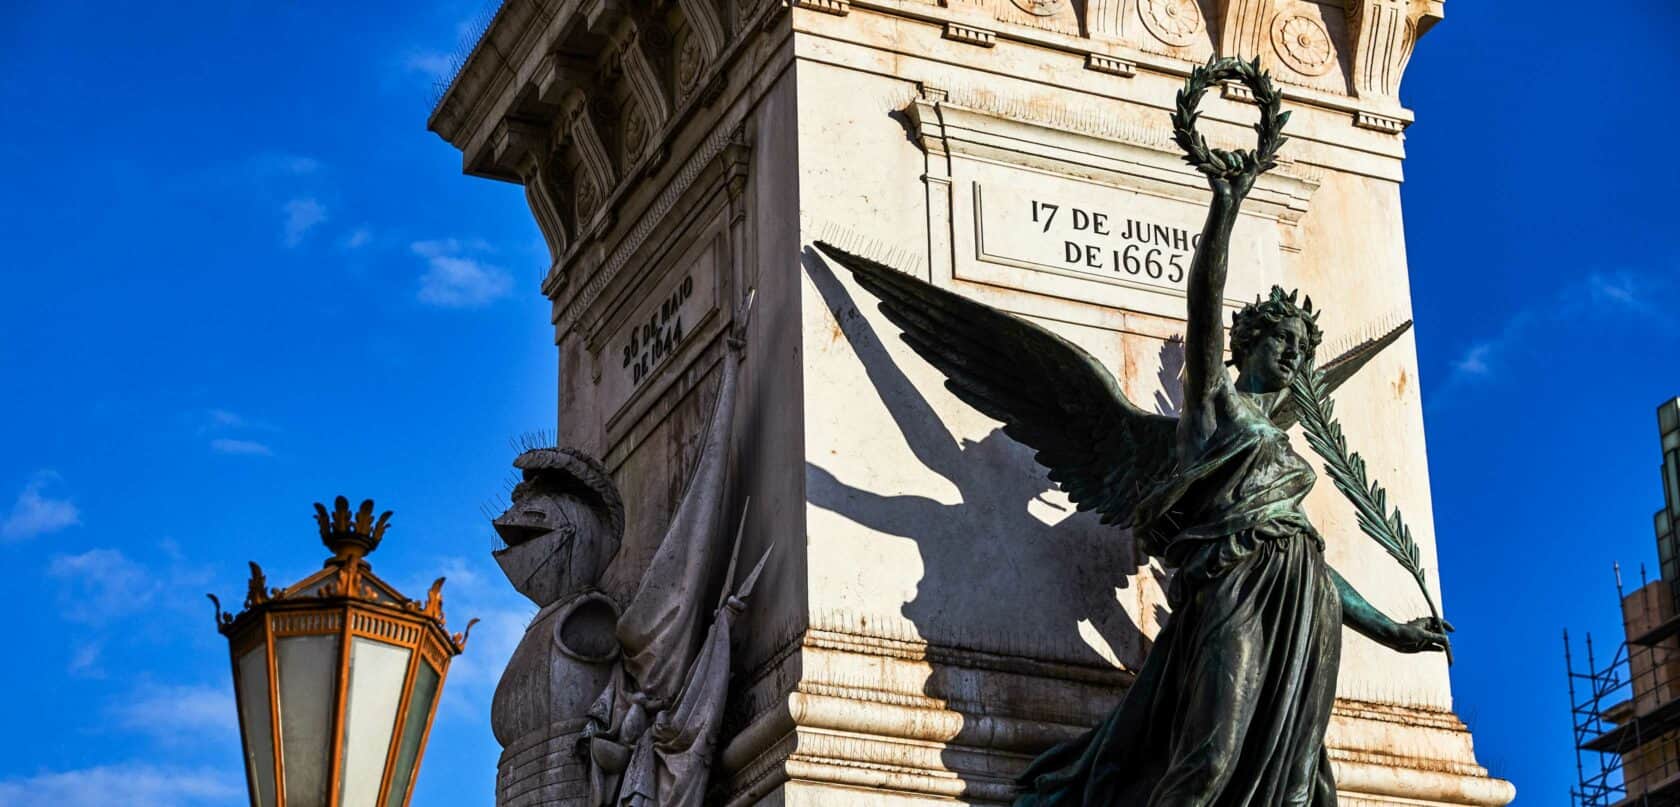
[944,21,998,47]
[1348,0,1445,102]
[1085,53,1136,77]
[793,0,851,14]
[491,119,574,260]
[678,0,728,63]
[1354,108,1409,133]
[532,51,594,108]
[1216,0,1271,60]
[526,159,573,260]
[609,22,673,133]
[565,94,618,227]
[1082,0,1129,42]
[553,123,749,331]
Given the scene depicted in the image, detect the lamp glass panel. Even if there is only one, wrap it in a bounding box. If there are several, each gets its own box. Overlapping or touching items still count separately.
[236,647,277,807]
[338,638,411,806]
[277,634,339,807]
[384,662,440,807]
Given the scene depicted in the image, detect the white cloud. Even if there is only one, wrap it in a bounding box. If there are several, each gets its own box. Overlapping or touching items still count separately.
[282,197,327,247]
[209,438,273,457]
[47,548,159,625]
[412,237,490,257]
[197,409,275,454]
[2,471,81,541]
[1436,270,1668,406]
[0,764,239,807]
[250,152,321,177]
[1452,343,1492,377]
[344,226,373,249]
[405,50,456,81]
[1588,270,1647,313]
[67,641,104,679]
[413,240,512,308]
[205,408,247,429]
[113,683,238,740]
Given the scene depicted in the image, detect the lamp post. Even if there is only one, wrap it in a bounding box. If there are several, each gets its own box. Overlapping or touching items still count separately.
[210,496,475,807]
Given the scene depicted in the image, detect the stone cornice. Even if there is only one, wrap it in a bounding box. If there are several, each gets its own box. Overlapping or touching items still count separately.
[428,0,790,282]
[805,0,1438,122]
[428,0,566,162]
[430,0,1445,175]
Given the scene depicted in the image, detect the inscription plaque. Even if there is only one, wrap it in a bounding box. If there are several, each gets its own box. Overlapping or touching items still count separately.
[958,172,1282,315]
[600,234,721,424]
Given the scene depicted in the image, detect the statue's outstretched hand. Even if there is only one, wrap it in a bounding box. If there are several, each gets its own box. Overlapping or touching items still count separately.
[1387,616,1454,655]
[1207,169,1256,203]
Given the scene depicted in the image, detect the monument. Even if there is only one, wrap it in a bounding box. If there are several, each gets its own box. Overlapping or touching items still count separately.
[429,0,1514,803]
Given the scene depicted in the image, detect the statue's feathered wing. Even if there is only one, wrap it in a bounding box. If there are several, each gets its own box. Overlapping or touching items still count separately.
[816,242,1178,528]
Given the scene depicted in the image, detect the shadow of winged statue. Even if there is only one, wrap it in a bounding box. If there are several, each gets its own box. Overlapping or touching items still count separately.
[816,57,1450,806]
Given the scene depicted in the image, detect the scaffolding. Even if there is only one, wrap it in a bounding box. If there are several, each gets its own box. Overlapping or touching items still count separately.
[1568,568,1680,806]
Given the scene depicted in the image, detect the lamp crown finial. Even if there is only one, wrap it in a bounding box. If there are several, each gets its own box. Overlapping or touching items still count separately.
[313,496,391,560]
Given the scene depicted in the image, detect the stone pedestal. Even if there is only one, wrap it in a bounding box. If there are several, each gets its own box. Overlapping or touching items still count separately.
[430,0,1512,803]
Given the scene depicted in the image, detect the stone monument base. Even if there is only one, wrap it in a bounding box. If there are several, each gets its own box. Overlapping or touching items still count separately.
[717,622,1513,806]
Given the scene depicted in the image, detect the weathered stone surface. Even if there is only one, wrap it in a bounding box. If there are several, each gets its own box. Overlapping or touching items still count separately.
[431,0,1512,802]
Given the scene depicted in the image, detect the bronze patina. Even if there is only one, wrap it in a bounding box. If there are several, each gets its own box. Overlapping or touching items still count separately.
[817,57,1449,806]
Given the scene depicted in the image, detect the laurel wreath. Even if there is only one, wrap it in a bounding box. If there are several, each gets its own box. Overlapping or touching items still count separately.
[1170,56,1291,182]
[1290,361,1453,665]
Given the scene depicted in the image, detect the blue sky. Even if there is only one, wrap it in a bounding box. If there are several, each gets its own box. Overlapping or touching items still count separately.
[0,2,1675,805]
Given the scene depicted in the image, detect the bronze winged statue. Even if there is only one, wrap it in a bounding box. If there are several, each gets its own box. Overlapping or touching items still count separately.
[816,57,1448,806]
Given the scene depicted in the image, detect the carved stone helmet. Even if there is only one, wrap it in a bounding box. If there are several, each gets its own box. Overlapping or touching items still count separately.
[493,448,625,607]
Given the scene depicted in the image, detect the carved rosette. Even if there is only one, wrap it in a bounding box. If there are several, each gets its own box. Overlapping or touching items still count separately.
[576,172,601,222]
[677,34,706,97]
[1139,0,1205,47]
[1271,12,1335,76]
[1010,0,1068,17]
[624,102,648,162]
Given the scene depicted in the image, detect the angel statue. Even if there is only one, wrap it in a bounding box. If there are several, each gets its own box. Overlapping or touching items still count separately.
[816,58,1450,806]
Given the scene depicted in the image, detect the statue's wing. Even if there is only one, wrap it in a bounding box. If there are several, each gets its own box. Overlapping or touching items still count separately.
[816,242,1177,527]
[1273,319,1413,430]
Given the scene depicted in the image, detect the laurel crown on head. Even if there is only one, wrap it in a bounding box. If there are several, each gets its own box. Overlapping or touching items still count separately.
[1228,285,1323,368]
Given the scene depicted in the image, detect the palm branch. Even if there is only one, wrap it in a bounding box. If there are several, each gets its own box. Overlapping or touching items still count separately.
[1289,361,1452,664]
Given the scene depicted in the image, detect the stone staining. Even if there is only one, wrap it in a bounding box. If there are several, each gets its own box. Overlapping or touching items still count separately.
[1138,0,1206,47]
[1272,12,1336,77]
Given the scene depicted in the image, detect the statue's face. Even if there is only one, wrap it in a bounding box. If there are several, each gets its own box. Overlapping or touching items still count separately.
[1241,316,1309,393]
[493,482,616,607]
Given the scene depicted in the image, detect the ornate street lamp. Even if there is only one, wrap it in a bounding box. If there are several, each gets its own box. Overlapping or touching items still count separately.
[210,497,475,807]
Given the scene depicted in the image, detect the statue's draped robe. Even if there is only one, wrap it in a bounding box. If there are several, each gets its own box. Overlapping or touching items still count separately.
[1017,383,1341,807]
